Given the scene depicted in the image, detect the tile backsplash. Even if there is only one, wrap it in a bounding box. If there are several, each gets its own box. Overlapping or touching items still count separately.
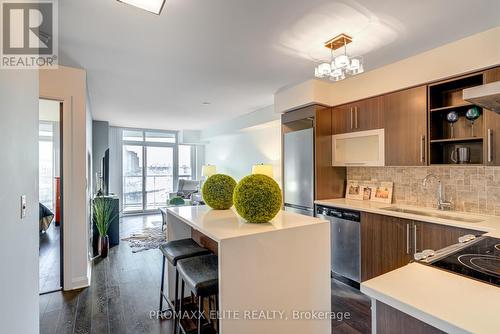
[347,166,500,216]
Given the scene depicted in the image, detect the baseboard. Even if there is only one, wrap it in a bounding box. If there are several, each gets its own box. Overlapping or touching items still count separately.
[68,275,90,290]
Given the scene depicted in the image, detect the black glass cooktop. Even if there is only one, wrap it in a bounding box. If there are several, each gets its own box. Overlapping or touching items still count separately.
[430,236,500,287]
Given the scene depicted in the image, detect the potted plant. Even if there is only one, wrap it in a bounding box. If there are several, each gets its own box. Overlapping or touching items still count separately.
[93,196,116,258]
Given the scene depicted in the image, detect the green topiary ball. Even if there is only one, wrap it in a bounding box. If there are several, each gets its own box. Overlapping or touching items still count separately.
[202,174,237,210]
[233,174,282,223]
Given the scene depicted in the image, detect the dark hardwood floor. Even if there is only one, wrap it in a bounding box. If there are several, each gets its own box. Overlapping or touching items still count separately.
[331,279,371,334]
[40,214,371,334]
[40,223,61,293]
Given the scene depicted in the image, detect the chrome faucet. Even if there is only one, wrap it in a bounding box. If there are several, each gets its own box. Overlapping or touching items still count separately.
[422,174,452,210]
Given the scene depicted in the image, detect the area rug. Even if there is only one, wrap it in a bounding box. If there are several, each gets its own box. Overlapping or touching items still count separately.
[121,220,166,253]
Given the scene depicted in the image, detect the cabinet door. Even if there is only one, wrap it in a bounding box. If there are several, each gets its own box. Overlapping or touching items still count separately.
[361,212,412,281]
[315,106,346,200]
[332,104,355,134]
[414,222,482,253]
[383,86,427,166]
[483,67,500,165]
[354,96,383,131]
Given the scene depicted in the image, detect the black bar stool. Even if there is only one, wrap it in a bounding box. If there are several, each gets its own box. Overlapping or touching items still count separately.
[159,239,211,319]
[177,254,219,334]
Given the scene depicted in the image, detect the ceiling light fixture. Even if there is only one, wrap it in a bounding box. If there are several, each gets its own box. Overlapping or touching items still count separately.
[117,0,166,15]
[314,33,364,82]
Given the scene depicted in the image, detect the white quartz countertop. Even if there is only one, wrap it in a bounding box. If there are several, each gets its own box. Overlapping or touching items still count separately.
[167,205,328,242]
[314,198,500,238]
[315,198,500,333]
[361,263,500,334]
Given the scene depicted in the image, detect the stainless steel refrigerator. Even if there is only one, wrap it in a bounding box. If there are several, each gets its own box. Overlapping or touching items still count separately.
[283,127,314,216]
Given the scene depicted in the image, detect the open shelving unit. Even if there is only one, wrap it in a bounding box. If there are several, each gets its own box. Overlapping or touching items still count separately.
[428,73,485,165]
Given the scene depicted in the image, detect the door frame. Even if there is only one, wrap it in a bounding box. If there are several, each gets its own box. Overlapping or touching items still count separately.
[38,97,65,294]
[39,93,72,291]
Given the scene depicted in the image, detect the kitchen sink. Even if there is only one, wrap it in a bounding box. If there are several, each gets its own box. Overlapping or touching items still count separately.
[381,206,484,223]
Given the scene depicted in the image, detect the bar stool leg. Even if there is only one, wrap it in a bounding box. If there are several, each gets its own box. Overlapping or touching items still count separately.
[198,296,203,334]
[178,279,185,334]
[173,269,179,320]
[159,256,166,311]
[215,294,219,332]
[208,296,213,327]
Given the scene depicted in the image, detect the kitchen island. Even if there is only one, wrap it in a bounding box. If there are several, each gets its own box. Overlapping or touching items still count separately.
[165,205,331,334]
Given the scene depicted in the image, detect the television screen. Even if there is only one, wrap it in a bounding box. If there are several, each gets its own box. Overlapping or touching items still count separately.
[102,148,109,195]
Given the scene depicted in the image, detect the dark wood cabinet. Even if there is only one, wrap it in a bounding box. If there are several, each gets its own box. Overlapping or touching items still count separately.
[332,104,354,134]
[376,301,445,334]
[328,66,500,166]
[332,96,383,134]
[361,212,483,281]
[314,106,346,200]
[355,96,384,131]
[414,221,481,253]
[483,67,500,166]
[383,86,427,166]
[361,212,412,281]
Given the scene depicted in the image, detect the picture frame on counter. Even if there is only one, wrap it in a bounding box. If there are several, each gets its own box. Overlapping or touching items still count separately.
[345,180,393,204]
[370,182,394,204]
[345,181,365,200]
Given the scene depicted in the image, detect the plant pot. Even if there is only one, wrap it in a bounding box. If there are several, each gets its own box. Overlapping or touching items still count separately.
[99,235,109,258]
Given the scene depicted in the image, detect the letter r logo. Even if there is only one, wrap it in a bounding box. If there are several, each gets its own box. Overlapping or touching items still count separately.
[2,2,53,55]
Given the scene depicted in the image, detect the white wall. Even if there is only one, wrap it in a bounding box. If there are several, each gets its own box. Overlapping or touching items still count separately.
[204,120,282,183]
[0,71,39,333]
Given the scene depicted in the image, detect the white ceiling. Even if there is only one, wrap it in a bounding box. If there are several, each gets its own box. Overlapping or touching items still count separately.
[59,0,500,130]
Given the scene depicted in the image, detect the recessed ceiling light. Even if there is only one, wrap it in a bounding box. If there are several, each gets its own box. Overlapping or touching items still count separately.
[117,0,166,15]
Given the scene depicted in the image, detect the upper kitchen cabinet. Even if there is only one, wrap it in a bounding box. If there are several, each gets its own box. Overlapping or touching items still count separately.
[314,106,346,200]
[383,86,427,166]
[332,96,383,134]
[483,67,500,165]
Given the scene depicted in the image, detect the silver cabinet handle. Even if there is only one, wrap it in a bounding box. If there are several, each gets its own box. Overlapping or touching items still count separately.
[413,223,418,254]
[420,135,425,164]
[355,106,358,129]
[406,223,410,254]
[350,107,353,129]
[488,128,493,163]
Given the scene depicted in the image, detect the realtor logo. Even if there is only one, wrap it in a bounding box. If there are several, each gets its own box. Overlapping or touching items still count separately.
[1,0,58,69]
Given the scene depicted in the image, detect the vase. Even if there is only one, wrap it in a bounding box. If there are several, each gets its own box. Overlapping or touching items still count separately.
[99,235,109,258]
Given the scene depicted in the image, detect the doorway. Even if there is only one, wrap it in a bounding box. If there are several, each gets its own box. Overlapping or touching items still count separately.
[38,98,63,294]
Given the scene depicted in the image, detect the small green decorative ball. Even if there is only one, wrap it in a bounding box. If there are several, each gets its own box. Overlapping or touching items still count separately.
[202,174,237,210]
[233,174,282,223]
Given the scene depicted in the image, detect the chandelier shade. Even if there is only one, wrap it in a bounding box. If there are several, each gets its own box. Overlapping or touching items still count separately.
[314,34,364,82]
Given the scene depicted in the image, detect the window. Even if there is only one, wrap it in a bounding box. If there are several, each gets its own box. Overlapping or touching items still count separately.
[39,121,58,211]
[179,145,193,180]
[145,146,173,210]
[39,139,54,210]
[123,145,143,211]
[123,130,143,142]
[122,129,194,212]
[146,131,176,143]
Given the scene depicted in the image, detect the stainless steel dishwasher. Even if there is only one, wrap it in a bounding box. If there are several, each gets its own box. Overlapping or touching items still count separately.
[316,205,361,285]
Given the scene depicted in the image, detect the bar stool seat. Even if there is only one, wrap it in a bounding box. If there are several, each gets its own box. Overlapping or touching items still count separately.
[158,239,210,317]
[160,239,211,266]
[177,254,219,296]
[177,254,219,334]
